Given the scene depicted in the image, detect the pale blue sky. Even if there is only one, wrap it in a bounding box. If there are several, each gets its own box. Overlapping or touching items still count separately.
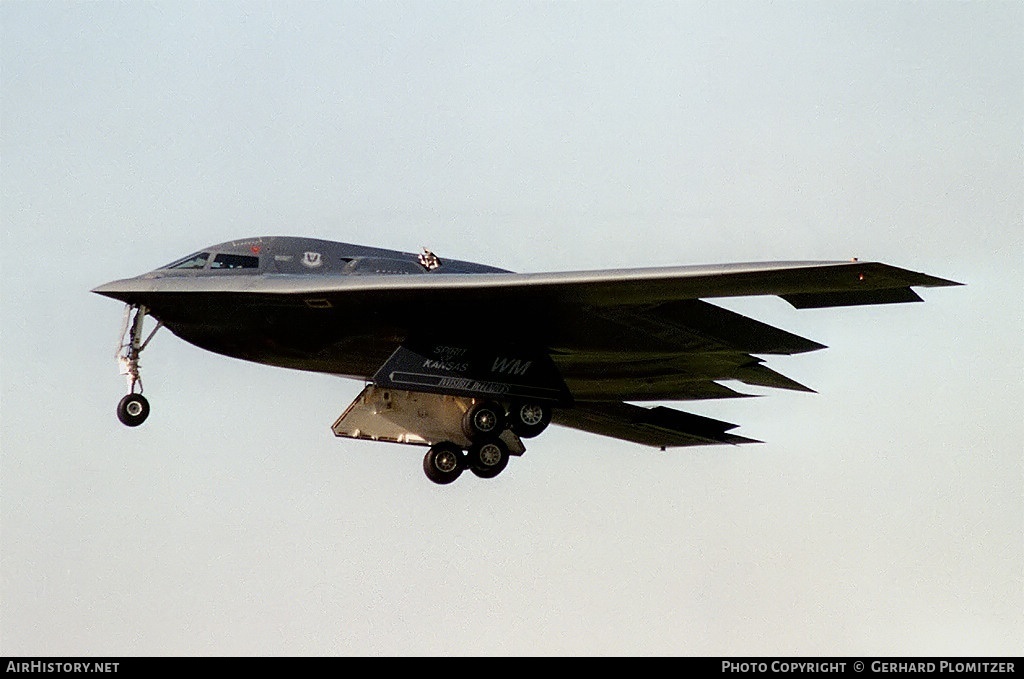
[2,1,1021,655]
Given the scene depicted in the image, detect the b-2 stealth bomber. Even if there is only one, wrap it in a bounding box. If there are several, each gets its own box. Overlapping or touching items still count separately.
[93,236,960,484]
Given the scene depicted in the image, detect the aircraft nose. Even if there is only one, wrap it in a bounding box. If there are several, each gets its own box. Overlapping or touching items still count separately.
[91,277,141,302]
[91,281,116,295]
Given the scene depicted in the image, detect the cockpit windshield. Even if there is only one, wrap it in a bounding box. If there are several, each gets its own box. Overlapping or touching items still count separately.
[160,251,260,271]
[164,252,210,269]
[211,253,259,270]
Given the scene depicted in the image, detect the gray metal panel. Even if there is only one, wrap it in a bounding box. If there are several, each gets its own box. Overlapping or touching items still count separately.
[552,402,760,448]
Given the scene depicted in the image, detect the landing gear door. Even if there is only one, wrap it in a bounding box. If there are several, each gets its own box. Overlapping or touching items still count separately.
[371,341,572,405]
[332,385,526,455]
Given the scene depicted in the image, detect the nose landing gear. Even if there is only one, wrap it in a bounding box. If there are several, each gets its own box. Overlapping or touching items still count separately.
[114,304,162,427]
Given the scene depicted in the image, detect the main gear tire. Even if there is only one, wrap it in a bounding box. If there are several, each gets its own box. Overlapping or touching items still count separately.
[467,438,510,479]
[462,401,506,441]
[509,401,551,439]
[423,442,465,485]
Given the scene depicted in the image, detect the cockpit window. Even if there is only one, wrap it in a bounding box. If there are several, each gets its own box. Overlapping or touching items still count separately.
[165,252,210,269]
[211,253,259,270]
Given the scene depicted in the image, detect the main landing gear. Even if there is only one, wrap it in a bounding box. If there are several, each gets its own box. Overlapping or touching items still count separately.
[114,304,162,427]
[422,399,551,485]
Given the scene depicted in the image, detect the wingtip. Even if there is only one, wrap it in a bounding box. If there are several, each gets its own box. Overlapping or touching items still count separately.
[921,275,964,288]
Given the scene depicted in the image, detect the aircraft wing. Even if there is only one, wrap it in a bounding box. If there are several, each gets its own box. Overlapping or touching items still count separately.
[93,259,960,406]
[94,259,959,305]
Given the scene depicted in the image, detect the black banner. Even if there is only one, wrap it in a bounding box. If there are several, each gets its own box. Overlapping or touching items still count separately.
[372,340,572,404]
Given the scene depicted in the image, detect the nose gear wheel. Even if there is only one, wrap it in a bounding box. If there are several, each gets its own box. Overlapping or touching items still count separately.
[117,393,150,427]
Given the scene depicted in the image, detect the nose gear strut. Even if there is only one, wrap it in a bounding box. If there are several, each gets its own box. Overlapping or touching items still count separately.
[115,304,162,426]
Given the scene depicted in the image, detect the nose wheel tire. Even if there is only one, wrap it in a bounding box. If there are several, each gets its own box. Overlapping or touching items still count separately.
[467,438,510,479]
[117,393,150,427]
[423,442,465,485]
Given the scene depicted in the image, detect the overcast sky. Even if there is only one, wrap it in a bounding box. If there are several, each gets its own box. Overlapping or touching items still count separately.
[2,1,1021,656]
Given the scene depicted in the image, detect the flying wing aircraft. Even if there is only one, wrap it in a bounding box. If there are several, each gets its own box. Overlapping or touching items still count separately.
[92,236,960,484]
